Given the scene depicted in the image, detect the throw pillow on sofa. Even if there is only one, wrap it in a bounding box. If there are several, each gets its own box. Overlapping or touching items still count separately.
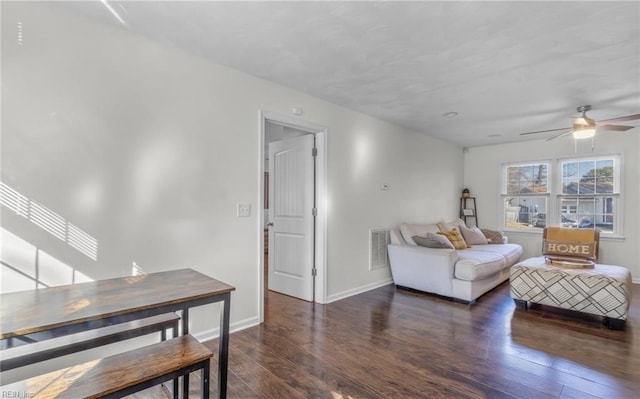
[480,229,504,244]
[400,223,441,246]
[437,227,469,250]
[437,218,466,232]
[412,233,455,249]
[459,225,488,245]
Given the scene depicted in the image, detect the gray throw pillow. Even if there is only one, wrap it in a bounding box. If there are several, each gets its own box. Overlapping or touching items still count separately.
[412,233,454,249]
[480,229,504,244]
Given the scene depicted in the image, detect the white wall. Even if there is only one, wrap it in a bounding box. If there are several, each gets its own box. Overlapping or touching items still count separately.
[1,2,464,340]
[464,134,640,281]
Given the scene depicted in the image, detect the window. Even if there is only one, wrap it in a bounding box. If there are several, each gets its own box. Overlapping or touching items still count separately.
[502,162,549,230]
[559,156,619,234]
[501,156,621,235]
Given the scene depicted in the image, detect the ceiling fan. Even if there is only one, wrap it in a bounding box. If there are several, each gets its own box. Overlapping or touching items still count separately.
[519,105,640,141]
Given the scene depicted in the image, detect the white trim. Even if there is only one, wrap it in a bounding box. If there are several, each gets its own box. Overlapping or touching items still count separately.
[500,155,624,237]
[326,278,394,304]
[258,111,328,319]
[193,316,260,343]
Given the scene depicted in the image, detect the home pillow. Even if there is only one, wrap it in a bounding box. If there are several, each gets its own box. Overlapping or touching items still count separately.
[480,229,504,244]
[459,225,488,245]
[437,227,469,250]
[412,233,454,249]
[543,240,597,262]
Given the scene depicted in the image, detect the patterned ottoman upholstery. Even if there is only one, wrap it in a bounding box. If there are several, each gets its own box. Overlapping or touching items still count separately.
[510,256,632,330]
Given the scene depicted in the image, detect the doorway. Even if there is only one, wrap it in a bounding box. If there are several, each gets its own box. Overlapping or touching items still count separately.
[260,111,327,322]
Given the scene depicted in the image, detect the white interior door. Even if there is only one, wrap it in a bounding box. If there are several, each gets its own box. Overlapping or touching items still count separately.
[268,134,315,301]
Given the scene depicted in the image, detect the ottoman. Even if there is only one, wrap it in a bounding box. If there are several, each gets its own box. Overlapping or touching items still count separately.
[510,256,632,330]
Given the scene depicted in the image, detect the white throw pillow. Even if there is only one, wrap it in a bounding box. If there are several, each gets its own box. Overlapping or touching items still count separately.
[459,225,489,245]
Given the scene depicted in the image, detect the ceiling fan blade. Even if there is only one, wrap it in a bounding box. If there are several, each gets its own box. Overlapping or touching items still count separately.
[598,124,634,132]
[546,129,573,141]
[520,127,571,136]
[596,113,640,124]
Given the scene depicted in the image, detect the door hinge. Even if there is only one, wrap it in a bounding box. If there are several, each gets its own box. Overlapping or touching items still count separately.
[312,207,317,216]
[312,268,317,277]
[312,147,318,157]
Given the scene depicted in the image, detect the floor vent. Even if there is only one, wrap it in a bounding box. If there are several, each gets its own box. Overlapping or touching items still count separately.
[369,228,390,271]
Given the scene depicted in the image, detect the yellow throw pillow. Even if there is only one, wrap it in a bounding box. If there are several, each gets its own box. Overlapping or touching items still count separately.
[437,227,469,250]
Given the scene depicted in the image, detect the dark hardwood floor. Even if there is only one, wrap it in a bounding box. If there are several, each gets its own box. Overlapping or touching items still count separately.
[133,281,640,398]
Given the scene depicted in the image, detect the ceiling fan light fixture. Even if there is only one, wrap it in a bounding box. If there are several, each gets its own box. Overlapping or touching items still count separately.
[573,125,596,139]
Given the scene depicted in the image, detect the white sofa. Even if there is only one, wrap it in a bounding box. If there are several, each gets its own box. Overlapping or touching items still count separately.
[388,221,523,303]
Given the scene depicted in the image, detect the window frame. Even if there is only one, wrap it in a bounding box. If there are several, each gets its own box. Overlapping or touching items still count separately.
[556,154,622,237]
[500,155,623,237]
[500,160,551,232]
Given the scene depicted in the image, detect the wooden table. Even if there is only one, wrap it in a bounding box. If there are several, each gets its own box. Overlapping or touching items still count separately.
[0,268,235,398]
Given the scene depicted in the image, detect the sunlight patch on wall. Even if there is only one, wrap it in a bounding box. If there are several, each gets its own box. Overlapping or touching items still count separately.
[1,228,93,293]
[0,181,98,260]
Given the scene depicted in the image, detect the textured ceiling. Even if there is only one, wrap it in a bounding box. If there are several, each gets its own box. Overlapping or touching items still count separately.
[61,1,640,147]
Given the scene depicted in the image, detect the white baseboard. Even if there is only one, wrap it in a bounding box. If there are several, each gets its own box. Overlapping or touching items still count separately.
[194,279,394,340]
[325,278,393,304]
[193,315,260,343]
[633,277,640,284]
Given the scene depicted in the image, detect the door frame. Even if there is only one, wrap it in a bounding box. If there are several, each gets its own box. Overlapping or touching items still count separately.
[258,111,328,322]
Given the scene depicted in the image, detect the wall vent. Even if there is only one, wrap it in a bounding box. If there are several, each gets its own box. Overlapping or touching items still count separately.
[369,228,390,271]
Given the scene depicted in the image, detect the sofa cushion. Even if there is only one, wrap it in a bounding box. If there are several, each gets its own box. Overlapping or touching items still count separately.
[389,230,405,245]
[412,233,454,249]
[400,223,440,246]
[459,225,489,245]
[464,243,523,267]
[455,250,506,281]
[437,227,469,250]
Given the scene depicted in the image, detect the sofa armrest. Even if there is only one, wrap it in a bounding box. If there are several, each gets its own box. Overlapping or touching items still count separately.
[387,244,458,297]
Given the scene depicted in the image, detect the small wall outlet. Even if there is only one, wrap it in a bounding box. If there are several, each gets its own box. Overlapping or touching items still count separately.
[237,203,251,217]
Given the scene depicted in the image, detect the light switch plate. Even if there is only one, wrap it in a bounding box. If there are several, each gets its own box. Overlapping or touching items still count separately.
[237,203,251,217]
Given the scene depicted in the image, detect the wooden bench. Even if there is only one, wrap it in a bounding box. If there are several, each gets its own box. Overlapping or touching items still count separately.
[1,334,212,398]
[1,312,180,371]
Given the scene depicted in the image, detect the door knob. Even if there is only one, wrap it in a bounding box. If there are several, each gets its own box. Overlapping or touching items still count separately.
[267,222,274,227]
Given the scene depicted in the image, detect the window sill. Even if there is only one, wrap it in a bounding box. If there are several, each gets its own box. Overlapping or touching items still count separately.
[503,228,625,241]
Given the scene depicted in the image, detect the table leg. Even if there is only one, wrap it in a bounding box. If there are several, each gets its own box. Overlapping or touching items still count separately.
[182,308,190,399]
[217,293,231,399]
[202,359,211,399]
[173,317,180,399]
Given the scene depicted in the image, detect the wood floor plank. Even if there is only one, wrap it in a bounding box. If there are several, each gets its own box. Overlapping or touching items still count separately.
[128,280,639,399]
